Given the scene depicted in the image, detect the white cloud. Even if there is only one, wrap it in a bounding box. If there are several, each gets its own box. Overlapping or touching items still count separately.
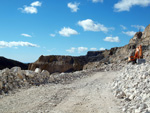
[131,25,145,30]
[100,47,105,50]
[59,27,78,37]
[0,41,39,48]
[50,34,56,37]
[114,0,150,12]
[90,48,97,51]
[78,19,108,32]
[68,2,80,12]
[66,47,76,53]
[104,36,120,42]
[19,1,42,14]
[122,31,136,36]
[92,0,103,3]
[66,47,88,53]
[31,1,42,7]
[120,25,127,30]
[20,6,37,14]
[78,47,88,53]
[21,33,32,37]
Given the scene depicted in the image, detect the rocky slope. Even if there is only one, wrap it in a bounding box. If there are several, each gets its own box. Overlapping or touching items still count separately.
[112,62,150,113]
[0,56,28,70]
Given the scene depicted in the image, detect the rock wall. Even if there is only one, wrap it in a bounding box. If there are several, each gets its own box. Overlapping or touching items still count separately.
[28,55,87,74]
[141,24,150,44]
[28,43,138,73]
[83,44,135,69]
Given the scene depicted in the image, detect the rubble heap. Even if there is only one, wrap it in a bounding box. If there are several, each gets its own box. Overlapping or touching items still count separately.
[112,63,150,113]
[0,66,95,95]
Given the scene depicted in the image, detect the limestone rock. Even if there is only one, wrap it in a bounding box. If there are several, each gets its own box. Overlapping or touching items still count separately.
[35,68,41,73]
[112,62,150,113]
[0,81,3,89]
[25,70,35,78]
[41,70,49,76]
[115,89,126,99]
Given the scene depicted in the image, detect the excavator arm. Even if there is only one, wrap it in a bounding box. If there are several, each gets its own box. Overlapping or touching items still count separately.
[128,45,143,62]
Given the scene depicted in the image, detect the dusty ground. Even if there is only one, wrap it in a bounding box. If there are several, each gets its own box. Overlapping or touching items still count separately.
[0,71,121,113]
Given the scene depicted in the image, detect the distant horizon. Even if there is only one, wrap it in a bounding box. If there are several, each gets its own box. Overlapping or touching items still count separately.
[1,0,150,62]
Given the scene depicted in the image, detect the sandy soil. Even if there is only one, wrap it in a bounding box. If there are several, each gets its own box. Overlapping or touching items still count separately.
[0,71,121,113]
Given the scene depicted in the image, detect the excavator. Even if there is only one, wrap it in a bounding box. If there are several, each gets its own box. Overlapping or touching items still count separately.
[128,45,144,64]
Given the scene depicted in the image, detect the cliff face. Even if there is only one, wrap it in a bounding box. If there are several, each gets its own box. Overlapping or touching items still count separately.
[29,24,150,73]
[0,57,28,70]
[28,55,87,74]
[129,24,150,46]
[141,24,150,44]
[28,46,132,73]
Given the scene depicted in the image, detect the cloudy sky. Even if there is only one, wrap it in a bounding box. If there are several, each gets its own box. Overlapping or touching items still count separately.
[0,0,150,62]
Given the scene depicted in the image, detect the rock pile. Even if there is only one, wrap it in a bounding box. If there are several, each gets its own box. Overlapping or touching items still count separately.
[112,63,150,113]
[84,61,125,71]
[0,66,96,95]
[0,62,124,95]
[0,67,52,95]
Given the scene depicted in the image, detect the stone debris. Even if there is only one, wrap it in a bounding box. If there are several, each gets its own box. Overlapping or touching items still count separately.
[0,66,97,95]
[35,68,41,73]
[112,62,150,113]
[0,62,125,96]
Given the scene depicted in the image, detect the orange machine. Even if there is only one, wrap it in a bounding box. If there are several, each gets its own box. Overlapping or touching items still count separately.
[128,45,143,62]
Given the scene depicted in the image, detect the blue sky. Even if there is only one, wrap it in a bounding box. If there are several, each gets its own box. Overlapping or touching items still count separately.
[0,0,150,62]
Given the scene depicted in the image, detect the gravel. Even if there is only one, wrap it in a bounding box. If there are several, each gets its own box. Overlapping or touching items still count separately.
[112,62,150,113]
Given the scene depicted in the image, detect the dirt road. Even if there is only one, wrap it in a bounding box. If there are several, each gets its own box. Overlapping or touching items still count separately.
[0,71,121,113]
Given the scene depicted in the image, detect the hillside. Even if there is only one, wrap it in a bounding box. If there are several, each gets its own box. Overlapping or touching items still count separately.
[0,56,28,70]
